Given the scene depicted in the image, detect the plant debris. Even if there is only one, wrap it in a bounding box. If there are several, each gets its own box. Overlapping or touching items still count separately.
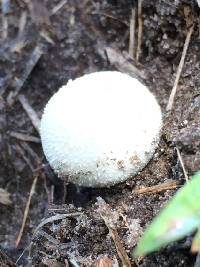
[0,188,12,205]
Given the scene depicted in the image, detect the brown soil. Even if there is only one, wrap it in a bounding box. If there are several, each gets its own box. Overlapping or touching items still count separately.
[0,0,200,266]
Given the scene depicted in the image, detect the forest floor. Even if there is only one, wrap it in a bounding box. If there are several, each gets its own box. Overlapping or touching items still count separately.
[0,0,200,266]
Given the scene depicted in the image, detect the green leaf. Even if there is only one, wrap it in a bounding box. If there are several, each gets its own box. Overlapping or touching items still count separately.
[134,171,200,257]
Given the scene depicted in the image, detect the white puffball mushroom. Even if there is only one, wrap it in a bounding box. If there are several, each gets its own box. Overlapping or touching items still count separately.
[40,71,162,188]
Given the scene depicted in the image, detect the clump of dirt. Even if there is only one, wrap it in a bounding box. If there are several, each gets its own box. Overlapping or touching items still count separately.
[0,0,200,266]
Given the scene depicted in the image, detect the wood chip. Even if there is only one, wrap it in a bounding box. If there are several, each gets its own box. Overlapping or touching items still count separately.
[133,181,180,194]
[0,188,12,205]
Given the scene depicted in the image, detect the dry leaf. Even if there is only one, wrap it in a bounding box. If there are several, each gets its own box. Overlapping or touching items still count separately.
[0,188,12,205]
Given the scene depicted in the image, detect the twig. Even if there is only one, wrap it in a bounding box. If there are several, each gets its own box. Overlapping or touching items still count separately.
[28,0,56,44]
[15,143,35,171]
[42,258,65,267]
[89,12,128,26]
[36,229,60,245]
[1,0,10,40]
[15,175,38,248]
[51,0,68,15]
[15,246,29,264]
[198,16,200,39]
[2,15,8,40]
[18,0,29,4]
[129,8,136,59]
[33,213,82,235]
[109,227,132,267]
[31,216,82,267]
[37,230,73,249]
[136,0,143,62]
[64,259,70,267]
[9,131,40,143]
[0,74,12,96]
[10,11,28,53]
[63,181,68,203]
[20,141,40,164]
[166,24,194,111]
[48,204,77,211]
[18,94,40,134]
[7,46,43,106]
[97,198,133,267]
[133,181,179,194]
[18,11,27,37]
[39,30,55,45]
[66,254,80,267]
[32,229,79,266]
[176,147,189,182]
[50,185,54,204]
[17,141,56,207]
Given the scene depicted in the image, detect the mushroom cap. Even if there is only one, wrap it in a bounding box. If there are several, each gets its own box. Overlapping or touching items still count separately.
[40,71,162,187]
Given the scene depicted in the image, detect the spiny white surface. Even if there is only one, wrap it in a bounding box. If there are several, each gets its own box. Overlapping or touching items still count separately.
[40,71,162,187]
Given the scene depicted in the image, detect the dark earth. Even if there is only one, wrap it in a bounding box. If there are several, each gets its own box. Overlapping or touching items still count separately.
[0,0,200,266]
